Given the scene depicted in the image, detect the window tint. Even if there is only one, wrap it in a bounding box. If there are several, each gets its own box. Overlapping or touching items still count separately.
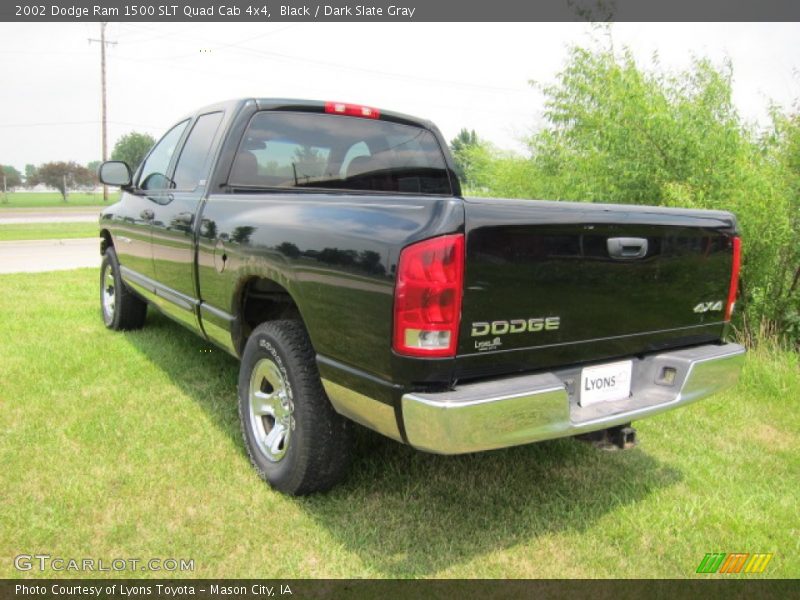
[229,112,451,195]
[138,120,189,191]
[173,112,223,190]
[340,141,370,177]
[250,141,331,183]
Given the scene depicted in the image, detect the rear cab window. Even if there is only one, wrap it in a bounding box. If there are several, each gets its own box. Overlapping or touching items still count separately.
[228,111,452,195]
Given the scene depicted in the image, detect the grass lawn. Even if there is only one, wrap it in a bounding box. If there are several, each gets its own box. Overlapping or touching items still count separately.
[0,222,99,241]
[0,269,797,579]
[0,191,118,208]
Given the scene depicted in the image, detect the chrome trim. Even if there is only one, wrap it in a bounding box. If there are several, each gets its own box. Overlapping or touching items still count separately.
[120,266,239,358]
[573,344,745,428]
[119,265,156,296]
[155,286,194,311]
[120,265,200,330]
[321,378,403,442]
[200,316,238,356]
[120,268,237,357]
[123,278,157,304]
[678,347,746,403]
[402,343,746,455]
[120,266,197,309]
[199,303,238,356]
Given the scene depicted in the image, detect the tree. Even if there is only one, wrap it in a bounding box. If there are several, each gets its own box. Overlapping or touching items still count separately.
[764,111,800,342]
[451,128,479,153]
[29,162,94,201]
[526,46,746,207]
[1,165,22,190]
[201,219,218,240]
[111,131,156,171]
[276,241,300,258]
[358,250,385,275]
[87,160,102,176]
[231,226,255,245]
[449,128,483,187]
[24,164,37,187]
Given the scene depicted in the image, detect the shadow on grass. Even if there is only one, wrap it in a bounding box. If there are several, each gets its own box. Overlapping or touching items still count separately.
[127,311,682,577]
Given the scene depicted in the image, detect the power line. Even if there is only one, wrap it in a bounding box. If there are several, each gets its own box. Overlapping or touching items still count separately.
[223,45,533,94]
[106,24,532,95]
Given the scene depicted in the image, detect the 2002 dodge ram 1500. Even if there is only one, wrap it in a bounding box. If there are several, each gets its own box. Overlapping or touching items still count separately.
[97,98,746,495]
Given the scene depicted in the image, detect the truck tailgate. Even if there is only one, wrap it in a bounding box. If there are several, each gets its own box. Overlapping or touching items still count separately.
[456,197,738,380]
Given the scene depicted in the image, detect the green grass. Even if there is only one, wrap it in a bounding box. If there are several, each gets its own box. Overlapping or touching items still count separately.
[0,269,797,579]
[0,222,99,241]
[0,191,117,208]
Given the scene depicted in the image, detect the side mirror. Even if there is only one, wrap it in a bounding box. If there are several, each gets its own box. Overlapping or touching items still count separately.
[97,161,132,187]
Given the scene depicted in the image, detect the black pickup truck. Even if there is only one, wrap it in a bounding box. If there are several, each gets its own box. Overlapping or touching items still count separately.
[97,98,745,495]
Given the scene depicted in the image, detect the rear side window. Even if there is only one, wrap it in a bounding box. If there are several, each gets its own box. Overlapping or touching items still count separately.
[228,112,452,195]
[172,111,223,190]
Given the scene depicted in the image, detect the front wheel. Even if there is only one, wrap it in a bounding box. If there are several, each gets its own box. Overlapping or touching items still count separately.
[100,247,147,330]
[238,320,352,495]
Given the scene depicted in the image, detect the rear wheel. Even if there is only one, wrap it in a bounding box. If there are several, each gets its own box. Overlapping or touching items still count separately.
[100,247,147,330]
[238,320,352,495]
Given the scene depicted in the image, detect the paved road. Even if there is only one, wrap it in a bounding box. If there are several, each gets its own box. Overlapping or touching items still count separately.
[0,239,99,274]
[0,209,100,225]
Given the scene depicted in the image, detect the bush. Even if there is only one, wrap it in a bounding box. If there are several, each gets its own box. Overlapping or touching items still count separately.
[461,41,799,347]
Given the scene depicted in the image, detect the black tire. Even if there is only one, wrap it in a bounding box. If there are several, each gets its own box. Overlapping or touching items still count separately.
[100,247,147,331]
[238,320,352,495]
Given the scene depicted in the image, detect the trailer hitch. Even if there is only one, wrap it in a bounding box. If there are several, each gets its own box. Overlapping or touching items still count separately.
[576,423,637,450]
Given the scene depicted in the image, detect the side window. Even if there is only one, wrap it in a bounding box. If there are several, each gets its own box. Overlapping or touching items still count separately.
[138,120,189,191]
[172,112,223,190]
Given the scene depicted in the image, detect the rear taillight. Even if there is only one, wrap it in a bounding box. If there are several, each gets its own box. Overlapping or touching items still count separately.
[393,234,464,357]
[724,236,742,321]
[324,101,380,119]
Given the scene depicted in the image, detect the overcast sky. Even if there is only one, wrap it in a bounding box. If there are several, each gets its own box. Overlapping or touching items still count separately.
[1,22,799,172]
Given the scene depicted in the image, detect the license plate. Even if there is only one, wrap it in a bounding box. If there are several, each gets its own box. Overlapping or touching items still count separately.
[579,360,633,407]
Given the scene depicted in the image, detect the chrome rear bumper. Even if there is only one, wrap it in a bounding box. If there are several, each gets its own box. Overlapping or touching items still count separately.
[401,343,746,454]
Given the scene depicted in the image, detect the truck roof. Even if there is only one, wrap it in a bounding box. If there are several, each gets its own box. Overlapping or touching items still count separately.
[180,98,434,129]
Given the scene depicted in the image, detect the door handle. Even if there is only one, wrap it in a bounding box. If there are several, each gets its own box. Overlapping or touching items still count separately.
[607,237,648,260]
[140,209,154,221]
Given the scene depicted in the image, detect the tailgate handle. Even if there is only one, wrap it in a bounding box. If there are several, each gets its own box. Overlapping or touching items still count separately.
[607,237,648,260]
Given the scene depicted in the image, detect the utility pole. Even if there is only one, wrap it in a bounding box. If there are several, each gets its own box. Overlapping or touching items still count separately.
[2,174,7,204]
[89,22,116,203]
[63,174,68,202]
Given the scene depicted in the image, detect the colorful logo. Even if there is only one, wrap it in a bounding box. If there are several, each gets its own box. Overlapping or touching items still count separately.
[696,553,773,574]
